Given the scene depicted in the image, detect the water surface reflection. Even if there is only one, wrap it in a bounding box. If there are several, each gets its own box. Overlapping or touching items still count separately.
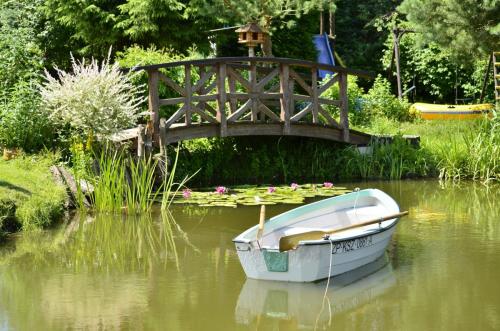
[0,180,499,330]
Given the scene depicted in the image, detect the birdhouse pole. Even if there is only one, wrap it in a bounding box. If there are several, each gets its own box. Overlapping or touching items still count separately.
[236,22,266,57]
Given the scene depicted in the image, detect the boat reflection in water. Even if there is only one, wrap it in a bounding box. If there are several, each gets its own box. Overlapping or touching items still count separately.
[235,255,395,330]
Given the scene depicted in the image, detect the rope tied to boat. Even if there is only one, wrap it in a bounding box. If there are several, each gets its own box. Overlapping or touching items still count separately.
[314,236,334,330]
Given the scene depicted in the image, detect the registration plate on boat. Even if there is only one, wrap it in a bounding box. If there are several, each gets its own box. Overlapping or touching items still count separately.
[331,235,373,254]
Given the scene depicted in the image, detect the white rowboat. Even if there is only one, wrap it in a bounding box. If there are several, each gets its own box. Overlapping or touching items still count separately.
[233,189,404,282]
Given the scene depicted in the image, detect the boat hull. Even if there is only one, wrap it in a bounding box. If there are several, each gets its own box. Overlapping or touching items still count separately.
[411,102,493,120]
[234,223,397,282]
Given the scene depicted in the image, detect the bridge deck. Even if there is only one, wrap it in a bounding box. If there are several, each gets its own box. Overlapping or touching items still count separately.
[110,122,371,146]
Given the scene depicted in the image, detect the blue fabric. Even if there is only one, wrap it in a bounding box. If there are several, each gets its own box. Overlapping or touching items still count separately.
[313,33,335,79]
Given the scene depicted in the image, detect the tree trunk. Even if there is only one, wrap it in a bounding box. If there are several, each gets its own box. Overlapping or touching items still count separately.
[261,34,273,57]
[261,16,273,57]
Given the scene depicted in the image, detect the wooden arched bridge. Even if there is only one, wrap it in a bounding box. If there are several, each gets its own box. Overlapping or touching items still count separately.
[121,57,374,154]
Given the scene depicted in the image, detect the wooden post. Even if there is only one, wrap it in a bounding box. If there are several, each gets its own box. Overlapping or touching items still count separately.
[184,64,192,125]
[319,10,324,35]
[147,70,160,136]
[480,54,493,103]
[280,64,291,134]
[217,63,227,137]
[250,62,258,122]
[197,65,206,112]
[329,8,335,38]
[159,118,167,156]
[289,80,295,119]
[228,74,237,115]
[137,124,146,158]
[393,29,403,99]
[339,72,349,142]
[311,68,319,124]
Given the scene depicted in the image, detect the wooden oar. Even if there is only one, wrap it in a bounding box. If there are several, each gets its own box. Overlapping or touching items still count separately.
[256,205,266,242]
[279,211,408,252]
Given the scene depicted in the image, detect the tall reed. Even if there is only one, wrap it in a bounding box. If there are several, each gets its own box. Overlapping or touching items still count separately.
[91,150,127,213]
[161,147,199,211]
[342,136,429,180]
[126,156,162,213]
[89,148,163,213]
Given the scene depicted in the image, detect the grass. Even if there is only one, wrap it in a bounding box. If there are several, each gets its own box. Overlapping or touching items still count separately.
[0,154,67,235]
[354,113,499,183]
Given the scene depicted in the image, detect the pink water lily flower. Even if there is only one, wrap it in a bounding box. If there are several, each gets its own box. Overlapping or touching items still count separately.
[323,182,334,188]
[182,189,192,199]
[215,186,228,194]
[268,186,276,193]
[290,183,299,191]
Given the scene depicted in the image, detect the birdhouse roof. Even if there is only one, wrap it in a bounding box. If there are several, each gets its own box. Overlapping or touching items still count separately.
[235,22,264,33]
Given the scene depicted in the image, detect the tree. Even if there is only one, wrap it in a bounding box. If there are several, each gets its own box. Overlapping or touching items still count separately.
[42,0,216,58]
[193,0,333,56]
[0,0,44,99]
[398,0,500,59]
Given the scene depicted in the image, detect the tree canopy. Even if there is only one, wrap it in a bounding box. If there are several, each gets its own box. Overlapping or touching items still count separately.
[399,0,500,59]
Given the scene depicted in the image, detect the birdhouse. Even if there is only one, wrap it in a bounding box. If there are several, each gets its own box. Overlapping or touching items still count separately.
[236,22,265,48]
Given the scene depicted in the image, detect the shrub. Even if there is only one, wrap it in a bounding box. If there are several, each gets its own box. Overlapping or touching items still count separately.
[363,76,413,122]
[322,75,367,125]
[0,0,44,101]
[0,81,55,151]
[40,52,147,139]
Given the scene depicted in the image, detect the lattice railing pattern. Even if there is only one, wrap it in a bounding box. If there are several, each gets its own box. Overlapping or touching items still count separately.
[133,57,372,146]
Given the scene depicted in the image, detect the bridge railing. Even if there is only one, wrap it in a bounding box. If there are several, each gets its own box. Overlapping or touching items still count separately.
[131,57,373,146]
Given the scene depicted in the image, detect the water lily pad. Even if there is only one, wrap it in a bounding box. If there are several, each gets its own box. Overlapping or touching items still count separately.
[172,184,351,207]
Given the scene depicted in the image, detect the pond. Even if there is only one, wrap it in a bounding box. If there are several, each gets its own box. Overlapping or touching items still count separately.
[0,180,499,330]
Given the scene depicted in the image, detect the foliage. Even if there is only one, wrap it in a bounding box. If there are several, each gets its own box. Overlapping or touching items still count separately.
[86,146,190,214]
[398,0,500,60]
[194,0,332,29]
[435,112,499,183]
[380,29,491,103]
[323,75,412,126]
[0,0,44,101]
[333,0,400,72]
[116,45,206,118]
[192,0,331,55]
[0,154,67,230]
[42,0,215,57]
[363,76,412,122]
[41,53,146,137]
[90,149,162,214]
[339,136,431,180]
[0,0,55,153]
[322,75,366,125]
[0,82,55,151]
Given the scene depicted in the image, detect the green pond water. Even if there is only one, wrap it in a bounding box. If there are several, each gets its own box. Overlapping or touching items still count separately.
[0,180,499,330]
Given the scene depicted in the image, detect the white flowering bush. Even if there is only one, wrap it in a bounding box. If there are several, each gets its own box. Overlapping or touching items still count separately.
[40,53,146,136]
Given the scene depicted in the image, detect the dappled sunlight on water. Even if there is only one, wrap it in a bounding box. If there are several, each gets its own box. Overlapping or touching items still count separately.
[0,180,499,330]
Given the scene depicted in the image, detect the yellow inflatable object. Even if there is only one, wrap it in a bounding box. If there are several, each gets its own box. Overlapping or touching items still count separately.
[410,103,494,120]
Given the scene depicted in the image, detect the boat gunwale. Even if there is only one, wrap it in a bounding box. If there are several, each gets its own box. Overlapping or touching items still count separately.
[233,217,400,247]
[233,189,399,245]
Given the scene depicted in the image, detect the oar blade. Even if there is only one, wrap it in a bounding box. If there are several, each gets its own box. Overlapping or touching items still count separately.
[279,231,326,252]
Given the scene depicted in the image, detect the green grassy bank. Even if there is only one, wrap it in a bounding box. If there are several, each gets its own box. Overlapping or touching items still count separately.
[171,116,499,186]
[0,155,67,238]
